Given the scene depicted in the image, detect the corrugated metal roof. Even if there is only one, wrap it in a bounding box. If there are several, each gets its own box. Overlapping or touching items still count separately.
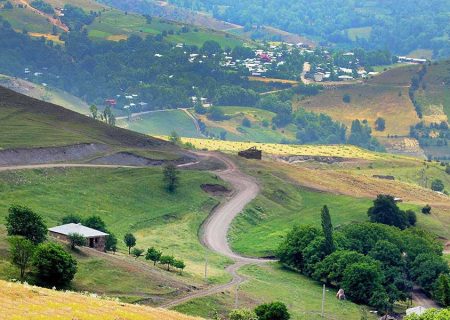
[49,223,108,238]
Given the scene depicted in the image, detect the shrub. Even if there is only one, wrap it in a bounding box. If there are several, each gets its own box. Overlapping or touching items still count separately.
[8,236,35,279]
[61,214,82,224]
[229,309,258,320]
[160,255,175,271]
[131,248,144,259]
[431,179,444,192]
[68,233,86,250]
[145,247,162,265]
[242,117,251,128]
[254,301,290,320]
[124,233,136,254]
[6,205,47,244]
[422,205,432,214]
[343,94,351,103]
[32,242,77,288]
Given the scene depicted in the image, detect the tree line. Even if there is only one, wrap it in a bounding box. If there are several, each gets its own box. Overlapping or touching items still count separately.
[277,196,450,314]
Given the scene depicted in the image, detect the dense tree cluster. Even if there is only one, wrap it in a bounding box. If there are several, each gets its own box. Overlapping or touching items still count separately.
[0,19,257,110]
[30,0,54,14]
[277,204,449,310]
[167,0,450,57]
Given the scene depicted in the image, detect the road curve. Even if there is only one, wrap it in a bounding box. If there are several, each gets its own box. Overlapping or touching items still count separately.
[162,152,271,308]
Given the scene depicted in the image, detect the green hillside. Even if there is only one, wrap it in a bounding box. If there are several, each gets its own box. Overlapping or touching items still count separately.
[0,86,172,150]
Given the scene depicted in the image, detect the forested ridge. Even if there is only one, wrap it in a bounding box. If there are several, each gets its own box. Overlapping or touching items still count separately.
[167,0,450,57]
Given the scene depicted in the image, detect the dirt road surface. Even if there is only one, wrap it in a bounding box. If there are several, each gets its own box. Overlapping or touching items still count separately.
[161,152,271,308]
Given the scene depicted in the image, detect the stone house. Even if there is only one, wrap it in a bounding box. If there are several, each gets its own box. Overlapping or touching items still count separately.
[48,223,108,252]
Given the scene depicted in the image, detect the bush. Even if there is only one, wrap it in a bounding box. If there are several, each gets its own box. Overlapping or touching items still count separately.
[343,94,351,103]
[145,247,162,265]
[406,210,417,226]
[229,309,258,320]
[61,214,82,224]
[131,248,144,259]
[422,205,432,214]
[254,301,290,320]
[6,205,47,244]
[8,236,35,280]
[404,308,450,319]
[68,233,86,250]
[32,242,77,288]
[242,117,251,128]
[431,179,444,192]
[367,195,410,229]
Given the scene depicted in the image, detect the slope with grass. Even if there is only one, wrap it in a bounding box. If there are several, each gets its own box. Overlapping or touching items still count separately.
[0,279,203,320]
[0,167,232,288]
[117,110,202,138]
[415,60,450,123]
[0,75,90,114]
[0,85,174,150]
[296,65,421,138]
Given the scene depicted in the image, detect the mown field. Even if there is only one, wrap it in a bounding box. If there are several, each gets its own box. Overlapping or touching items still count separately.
[296,66,421,137]
[0,279,203,320]
[167,136,392,160]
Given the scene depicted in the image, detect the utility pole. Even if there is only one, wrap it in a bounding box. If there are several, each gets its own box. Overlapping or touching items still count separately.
[204,248,208,282]
[321,284,326,319]
[235,284,239,309]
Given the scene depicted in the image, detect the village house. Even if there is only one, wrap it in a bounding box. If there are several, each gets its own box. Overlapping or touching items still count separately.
[48,223,109,252]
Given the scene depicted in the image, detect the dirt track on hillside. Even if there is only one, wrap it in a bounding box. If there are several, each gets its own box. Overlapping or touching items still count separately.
[161,152,272,308]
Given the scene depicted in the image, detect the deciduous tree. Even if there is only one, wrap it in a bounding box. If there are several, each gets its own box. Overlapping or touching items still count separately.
[124,233,136,254]
[6,205,47,244]
[8,236,35,279]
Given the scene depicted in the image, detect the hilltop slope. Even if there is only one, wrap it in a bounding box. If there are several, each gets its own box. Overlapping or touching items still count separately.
[0,280,202,320]
[0,85,168,149]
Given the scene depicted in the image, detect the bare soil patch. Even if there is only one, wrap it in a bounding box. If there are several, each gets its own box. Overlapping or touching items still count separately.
[201,183,231,196]
[0,143,109,166]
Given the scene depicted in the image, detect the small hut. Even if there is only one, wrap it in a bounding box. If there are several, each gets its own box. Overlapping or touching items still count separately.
[238,147,262,160]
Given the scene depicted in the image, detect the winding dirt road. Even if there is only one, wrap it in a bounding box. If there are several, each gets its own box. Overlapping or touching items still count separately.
[161,153,271,308]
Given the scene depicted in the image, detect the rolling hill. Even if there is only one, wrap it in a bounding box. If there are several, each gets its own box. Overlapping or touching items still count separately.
[0,279,203,320]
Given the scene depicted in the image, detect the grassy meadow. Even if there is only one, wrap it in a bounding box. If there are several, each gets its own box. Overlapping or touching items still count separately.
[118,110,202,138]
[0,167,233,288]
[197,106,297,143]
[296,66,421,138]
[0,279,203,320]
[174,263,375,320]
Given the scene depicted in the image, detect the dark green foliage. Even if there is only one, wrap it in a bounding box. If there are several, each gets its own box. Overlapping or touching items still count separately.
[68,233,86,250]
[411,254,449,292]
[277,225,320,271]
[83,216,107,232]
[433,274,450,307]
[124,233,136,254]
[343,94,351,103]
[320,205,334,255]
[348,119,384,151]
[61,4,96,31]
[207,106,228,121]
[3,1,13,9]
[294,108,347,144]
[313,250,375,285]
[163,163,179,193]
[342,262,385,305]
[167,0,450,57]
[375,117,386,131]
[431,179,445,192]
[131,248,144,259]
[105,233,117,252]
[242,117,251,128]
[367,195,410,229]
[422,205,432,214]
[194,101,207,114]
[145,247,162,265]
[159,255,175,271]
[8,236,35,279]
[406,210,417,226]
[32,242,77,288]
[254,301,290,320]
[5,205,47,244]
[30,0,54,14]
[201,40,221,55]
[214,86,259,106]
[173,259,186,273]
[61,214,82,224]
[446,165,450,175]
